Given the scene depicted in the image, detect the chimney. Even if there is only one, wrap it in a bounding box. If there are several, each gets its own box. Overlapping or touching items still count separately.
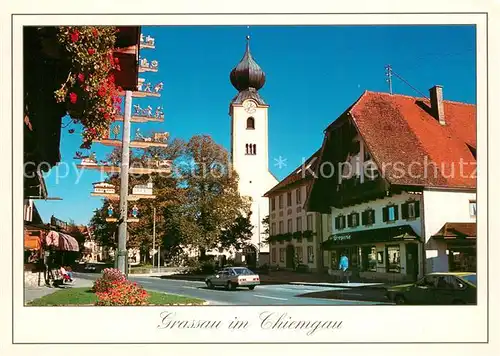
[429,85,445,125]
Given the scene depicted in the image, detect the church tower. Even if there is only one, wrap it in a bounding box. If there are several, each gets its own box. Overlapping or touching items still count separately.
[229,36,278,257]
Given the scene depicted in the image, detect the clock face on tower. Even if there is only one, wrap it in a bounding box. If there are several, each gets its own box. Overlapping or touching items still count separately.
[243,100,257,114]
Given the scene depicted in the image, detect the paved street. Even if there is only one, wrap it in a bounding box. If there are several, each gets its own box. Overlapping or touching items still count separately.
[73,272,386,305]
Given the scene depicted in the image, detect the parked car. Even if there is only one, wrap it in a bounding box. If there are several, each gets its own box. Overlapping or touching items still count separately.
[386,272,477,305]
[205,267,260,290]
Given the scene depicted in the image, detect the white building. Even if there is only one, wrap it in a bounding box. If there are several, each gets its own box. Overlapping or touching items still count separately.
[307,86,476,282]
[225,36,279,265]
[264,150,332,272]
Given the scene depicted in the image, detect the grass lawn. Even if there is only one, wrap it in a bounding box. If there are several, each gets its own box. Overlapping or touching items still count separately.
[28,287,205,306]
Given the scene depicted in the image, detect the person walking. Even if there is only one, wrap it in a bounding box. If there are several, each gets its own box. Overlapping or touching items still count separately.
[339,252,350,283]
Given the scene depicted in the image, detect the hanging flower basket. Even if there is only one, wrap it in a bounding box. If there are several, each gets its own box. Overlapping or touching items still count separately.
[54,26,123,149]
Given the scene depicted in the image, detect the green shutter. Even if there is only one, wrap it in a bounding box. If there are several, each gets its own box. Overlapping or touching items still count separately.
[401,203,408,219]
[382,207,388,222]
[415,201,421,218]
[394,205,399,220]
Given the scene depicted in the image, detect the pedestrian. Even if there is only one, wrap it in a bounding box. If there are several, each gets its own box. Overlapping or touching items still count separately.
[339,252,350,283]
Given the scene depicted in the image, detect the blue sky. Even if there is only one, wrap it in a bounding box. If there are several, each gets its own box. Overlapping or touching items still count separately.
[35,25,476,225]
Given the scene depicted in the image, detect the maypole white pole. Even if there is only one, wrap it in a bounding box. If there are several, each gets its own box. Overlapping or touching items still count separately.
[117,90,132,274]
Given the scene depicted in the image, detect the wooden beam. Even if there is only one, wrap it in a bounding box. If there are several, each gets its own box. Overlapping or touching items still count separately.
[118,91,160,98]
[77,164,171,174]
[138,66,158,73]
[90,192,157,201]
[114,115,164,123]
[93,138,168,148]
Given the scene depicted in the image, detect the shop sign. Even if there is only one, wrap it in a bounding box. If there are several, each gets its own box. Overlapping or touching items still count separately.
[331,234,351,241]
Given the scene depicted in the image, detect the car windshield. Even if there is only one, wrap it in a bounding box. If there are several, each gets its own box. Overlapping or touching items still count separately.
[232,268,254,275]
[460,274,477,286]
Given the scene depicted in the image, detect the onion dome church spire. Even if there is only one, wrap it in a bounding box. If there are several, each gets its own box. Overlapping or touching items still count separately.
[229,36,267,106]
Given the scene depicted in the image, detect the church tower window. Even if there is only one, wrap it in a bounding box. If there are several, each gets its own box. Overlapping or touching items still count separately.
[246,117,255,129]
[246,144,257,155]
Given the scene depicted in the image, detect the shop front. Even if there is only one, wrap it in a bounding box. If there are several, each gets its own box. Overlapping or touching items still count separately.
[432,222,476,273]
[322,225,422,283]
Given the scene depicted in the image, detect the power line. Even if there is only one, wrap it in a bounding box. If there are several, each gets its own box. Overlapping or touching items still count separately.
[384,64,429,99]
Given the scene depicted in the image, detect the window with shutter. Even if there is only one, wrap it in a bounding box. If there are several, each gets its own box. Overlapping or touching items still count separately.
[401,202,408,219]
[334,216,339,229]
[415,201,420,218]
[367,209,375,225]
[361,211,367,225]
[352,213,358,227]
[382,207,389,222]
[347,214,352,227]
[407,202,416,219]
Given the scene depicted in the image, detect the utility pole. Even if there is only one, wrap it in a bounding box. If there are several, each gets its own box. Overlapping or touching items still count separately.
[116,90,132,274]
[385,64,393,95]
[152,206,156,268]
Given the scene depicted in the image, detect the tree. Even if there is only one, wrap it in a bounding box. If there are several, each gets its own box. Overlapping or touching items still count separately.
[178,135,251,259]
[219,211,253,251]
[261,214,270,246]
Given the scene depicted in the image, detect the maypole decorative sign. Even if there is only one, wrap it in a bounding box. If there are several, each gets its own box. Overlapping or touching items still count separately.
[78,30,168,273]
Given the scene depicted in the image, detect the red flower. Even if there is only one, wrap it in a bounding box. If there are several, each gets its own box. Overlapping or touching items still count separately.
[69,92,78,104]
[92,28,99,37]
[98,86,106,97]
[104,112,110,120]
[114,57,120,64]
[88,48,96,55]
[70,30,80,43]
[77,73,85,83]
[108,74,115,83]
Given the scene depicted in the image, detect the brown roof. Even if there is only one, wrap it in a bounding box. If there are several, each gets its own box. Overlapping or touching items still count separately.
[264,149,321,197]
[432,222,476,238]
[349,91,476,188]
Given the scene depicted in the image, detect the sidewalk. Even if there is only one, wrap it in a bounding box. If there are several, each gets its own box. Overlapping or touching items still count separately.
[24,278,94,304]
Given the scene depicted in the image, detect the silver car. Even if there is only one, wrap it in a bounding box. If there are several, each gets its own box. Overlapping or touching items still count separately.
[205,267,260,290]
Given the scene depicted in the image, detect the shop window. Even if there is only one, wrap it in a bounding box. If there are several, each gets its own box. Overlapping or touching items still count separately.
[335,215,346,230]
[386,245,401,273]
[246,117,255,129]
[307,214,313,230]
[383,205,399,223]
[362,209,375,226]
[287,191,292,207]
[362,246,377,272]
[279,195,283,209]
[278,221,284,234]
[402,200,420,220]
[271,197,276,211]
[469,201,477,217]
[271,248,276,262]
[279,248,285,262]
[347,212,359,227]
[287,219,293,233]
[296,188,301,205]
[307,246,314,263]
[330,250,338,269]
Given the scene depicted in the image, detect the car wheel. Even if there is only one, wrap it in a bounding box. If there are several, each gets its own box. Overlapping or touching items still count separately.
[226,282,236,291]
[394,295,406,305]
[248,286,255,290]
[206,280,214,289]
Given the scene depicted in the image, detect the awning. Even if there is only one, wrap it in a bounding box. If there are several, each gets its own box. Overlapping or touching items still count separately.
[321,225,420,250]
[44,231,80,252]
[432,222,476,239]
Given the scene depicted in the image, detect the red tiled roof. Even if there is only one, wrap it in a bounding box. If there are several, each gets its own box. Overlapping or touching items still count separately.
[350,91,476,188]
[432,222,476,238]
[264,149,321,197]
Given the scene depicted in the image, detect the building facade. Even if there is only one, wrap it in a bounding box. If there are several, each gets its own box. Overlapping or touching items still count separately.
[265,151,332,272]
[227,37,279,264]
[307,87,476,282]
